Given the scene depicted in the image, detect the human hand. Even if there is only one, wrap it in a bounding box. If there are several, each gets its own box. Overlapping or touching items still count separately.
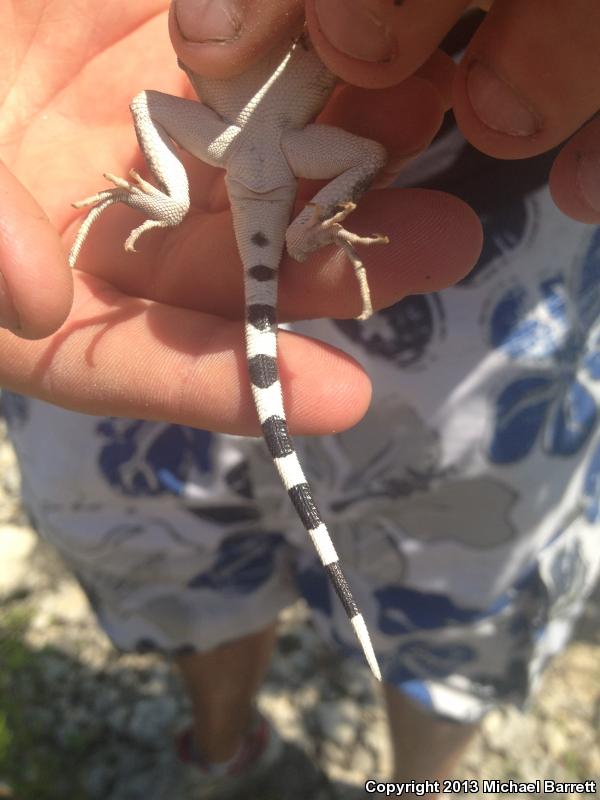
[176,0,600,224]
[0,0,481,436]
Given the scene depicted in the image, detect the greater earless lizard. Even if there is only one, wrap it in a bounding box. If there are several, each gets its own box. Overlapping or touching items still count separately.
[70,27,388,681]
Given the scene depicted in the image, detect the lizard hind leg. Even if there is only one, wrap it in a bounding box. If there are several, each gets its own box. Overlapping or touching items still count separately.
[281,124,388,321]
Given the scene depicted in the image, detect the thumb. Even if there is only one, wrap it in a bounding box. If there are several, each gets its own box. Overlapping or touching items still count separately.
[169,0,305,78]
[0,161,73,339]
[306,0,471,89]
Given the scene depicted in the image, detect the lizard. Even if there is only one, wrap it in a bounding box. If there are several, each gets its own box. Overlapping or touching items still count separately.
[69,25,388,682]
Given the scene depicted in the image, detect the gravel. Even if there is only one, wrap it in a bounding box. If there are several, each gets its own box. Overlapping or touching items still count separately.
[0,420,598,799]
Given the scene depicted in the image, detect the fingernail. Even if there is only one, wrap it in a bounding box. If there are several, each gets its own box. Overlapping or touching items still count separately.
[577,152,600,213]
[467,61,540,136]
[0,271,20,331]
[315,0,396,62]
[174,0,242,44]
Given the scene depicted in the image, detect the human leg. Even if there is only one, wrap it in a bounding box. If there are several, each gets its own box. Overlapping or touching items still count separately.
[384,684,478,796]
[174,621,278,763]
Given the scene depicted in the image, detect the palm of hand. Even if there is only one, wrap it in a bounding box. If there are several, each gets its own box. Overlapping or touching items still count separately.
[0,0,481,434]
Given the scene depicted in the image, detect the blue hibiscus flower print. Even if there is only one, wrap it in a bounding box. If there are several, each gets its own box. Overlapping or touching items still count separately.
[188,532,285,595]
[385,641,476,685]
[333,294,445,368]
[97,418,260,525]
[488,230,600,463]
[97,418,214,495]
[374,584,511,637]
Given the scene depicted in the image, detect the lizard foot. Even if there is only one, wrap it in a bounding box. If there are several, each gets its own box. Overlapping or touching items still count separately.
[287,202,389,321]
[72,170,160,211]
[69,170,189,267]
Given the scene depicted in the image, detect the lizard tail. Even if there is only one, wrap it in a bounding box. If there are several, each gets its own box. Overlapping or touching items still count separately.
[232,190,381,681]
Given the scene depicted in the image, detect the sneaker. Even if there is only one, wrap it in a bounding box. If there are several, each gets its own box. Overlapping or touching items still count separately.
[159,710,284,799]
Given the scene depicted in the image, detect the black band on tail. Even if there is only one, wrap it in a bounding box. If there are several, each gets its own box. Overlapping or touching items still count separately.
[325,562,359,618]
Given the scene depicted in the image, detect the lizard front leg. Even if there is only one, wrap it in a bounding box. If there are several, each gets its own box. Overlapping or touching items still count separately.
[282,124,388,320]
[69,91,234,267]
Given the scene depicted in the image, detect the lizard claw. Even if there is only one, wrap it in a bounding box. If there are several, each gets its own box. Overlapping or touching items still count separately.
[72,189,115,209]
[323,201,357,227]
[102,170,162,198]
[103,171,133,191]
[123,220,166,252]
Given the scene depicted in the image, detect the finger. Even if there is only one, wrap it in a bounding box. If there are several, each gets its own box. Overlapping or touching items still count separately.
[280,189,482,321]
[0,271,372,437]
[168,0,304,78]
[317,77,448,181]
[69,188,481,321]
[0,162,73,339]
[549,115,600,224]
[306,0,470,89]
[453,0,600,159]
[413,49,456,112]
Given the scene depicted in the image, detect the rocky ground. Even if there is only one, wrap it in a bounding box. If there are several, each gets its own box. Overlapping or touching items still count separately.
[0,420,598,800]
